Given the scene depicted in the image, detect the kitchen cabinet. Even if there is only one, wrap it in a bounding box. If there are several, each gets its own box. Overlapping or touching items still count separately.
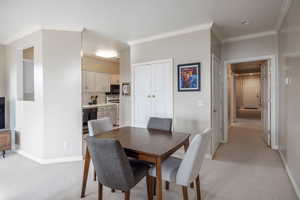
[111,74,120,84]
[97,104,118,125]
[83,71,112,93]
[133,60,173,128]
[82,71,96,92]
[95,73,110,92]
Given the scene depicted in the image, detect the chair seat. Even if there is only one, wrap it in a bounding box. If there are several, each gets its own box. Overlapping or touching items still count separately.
[129,160,149,184]
[149,156,182,182]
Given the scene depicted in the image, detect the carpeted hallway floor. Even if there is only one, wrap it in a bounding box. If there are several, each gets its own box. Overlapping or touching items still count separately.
[0,120,298,200]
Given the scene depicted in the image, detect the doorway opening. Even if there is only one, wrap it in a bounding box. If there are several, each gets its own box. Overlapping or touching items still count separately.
[227,59,271,147]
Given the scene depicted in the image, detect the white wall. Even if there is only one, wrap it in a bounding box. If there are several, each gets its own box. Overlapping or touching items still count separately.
[278,0,300,196]
[5,31,44,158]
[128,30,211,138]
[5,30,82,162]
[42,30,82,159]
[222,35,278,61]
[119,48,131,127]
[0,45,5,98]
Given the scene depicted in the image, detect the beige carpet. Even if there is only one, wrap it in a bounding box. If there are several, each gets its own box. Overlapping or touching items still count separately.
[0,120,298,200]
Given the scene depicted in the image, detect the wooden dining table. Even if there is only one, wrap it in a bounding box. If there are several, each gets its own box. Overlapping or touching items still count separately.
[81,126,190,200]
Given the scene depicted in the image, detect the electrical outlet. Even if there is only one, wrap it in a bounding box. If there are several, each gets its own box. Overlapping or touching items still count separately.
[285,77,290,85]
[63,141,68,150]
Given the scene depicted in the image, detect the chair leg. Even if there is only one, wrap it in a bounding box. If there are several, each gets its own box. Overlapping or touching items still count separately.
[124,191,130,200]
[153,177,156,196]
[195,175,201,200]
[98,182,103,200]
[182,186,189,200]
[190,182,194,188]
[165,181,170,190]
[94,169,97,181]
[146,175,153,200]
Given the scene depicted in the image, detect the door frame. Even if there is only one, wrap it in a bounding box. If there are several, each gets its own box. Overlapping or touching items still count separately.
[223,55,279,149]
[131,58,174,128]
[211,54,222,156]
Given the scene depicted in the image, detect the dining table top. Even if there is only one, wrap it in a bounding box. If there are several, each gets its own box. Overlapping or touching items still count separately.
[93,126,191,158]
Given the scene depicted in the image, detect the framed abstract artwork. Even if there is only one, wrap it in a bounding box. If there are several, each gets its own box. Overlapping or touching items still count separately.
[121,82,130,96]
[177,62,201,92]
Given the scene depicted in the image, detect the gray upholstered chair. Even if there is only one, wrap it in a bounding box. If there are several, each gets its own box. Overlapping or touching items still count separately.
[149,128,211,200]
[87,117,113,182]
[147,117,172,132]
[147,117,173,191]
[86,137,152,200]
[88,117,113,137]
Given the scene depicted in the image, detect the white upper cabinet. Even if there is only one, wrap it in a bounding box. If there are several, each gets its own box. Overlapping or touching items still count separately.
[82,71,96,92]
[111,74,120,84]
[83,71,113,93]
[95,73,110,92]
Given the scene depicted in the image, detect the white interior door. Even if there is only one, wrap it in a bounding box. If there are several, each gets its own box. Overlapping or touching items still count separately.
[242,77,261,108]
[212,55,222,154]
[133,60,173,128]
[151,62,173,119]
[134,64,152,128]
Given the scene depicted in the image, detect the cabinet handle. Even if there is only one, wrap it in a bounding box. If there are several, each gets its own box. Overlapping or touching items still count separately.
[152,94,156,98]
[147,95,151,98]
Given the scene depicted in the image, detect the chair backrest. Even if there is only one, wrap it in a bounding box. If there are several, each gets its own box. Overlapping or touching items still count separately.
[88,117,113,136]
[176,128,211,186]
[86,137,136,191]
[147,117,172,131]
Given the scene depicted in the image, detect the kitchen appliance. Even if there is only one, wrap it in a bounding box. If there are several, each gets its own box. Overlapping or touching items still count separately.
[82,108,98,128]
[105,95,120,104]
[0,97,5,129]
[106,84,120,95]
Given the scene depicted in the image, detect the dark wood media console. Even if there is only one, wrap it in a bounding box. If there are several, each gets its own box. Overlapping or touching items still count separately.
[0,130,11,158]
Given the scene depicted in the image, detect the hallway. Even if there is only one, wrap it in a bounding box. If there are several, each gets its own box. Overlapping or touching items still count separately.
[206,120,298,200]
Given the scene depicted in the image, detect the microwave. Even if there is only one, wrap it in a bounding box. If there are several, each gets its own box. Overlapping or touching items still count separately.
[109,84,120,94]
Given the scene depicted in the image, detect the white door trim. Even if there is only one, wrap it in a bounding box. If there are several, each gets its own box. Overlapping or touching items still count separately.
[131,58,174,128]
[223,55,278,149]
[211,54,222,156]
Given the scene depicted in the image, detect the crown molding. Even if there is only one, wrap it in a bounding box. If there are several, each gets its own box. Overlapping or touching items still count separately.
[276,0,293,31]
[128,22,213,46]
[211,23,223,42]
[222,30,277,44]
[1,25,84,45]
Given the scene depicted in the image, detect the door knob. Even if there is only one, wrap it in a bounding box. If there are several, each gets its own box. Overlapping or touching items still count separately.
[213,109,217,113]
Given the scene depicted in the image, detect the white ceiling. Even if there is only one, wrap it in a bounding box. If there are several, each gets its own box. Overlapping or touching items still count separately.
[0,0,286,48]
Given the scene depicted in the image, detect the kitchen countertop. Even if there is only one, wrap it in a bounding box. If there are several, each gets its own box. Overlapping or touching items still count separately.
[82,103,117,109]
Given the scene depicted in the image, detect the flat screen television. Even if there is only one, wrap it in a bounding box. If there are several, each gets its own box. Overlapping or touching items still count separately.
[0,97,5,129]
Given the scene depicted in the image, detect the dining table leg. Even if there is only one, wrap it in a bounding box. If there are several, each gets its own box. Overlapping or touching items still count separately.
[81,146,91,198]
[156,158,163,200]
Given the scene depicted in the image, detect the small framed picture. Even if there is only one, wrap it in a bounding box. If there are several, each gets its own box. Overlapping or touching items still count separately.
[178,63,201,92]
[122,82,130,96]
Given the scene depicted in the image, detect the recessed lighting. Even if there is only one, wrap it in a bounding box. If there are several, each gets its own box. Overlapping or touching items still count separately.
[96,50,118,58]
[241,20,249,25]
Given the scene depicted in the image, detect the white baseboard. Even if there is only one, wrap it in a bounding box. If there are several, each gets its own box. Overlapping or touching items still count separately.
[279,151,300,199]
[205,153,213,160]
[16,150,83,165]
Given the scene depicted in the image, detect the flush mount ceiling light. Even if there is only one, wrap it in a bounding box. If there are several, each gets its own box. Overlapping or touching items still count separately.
[241,20,249,25]
[96,50,118,58]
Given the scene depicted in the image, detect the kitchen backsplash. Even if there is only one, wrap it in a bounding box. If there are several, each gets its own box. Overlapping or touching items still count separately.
[82,92,106,105]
